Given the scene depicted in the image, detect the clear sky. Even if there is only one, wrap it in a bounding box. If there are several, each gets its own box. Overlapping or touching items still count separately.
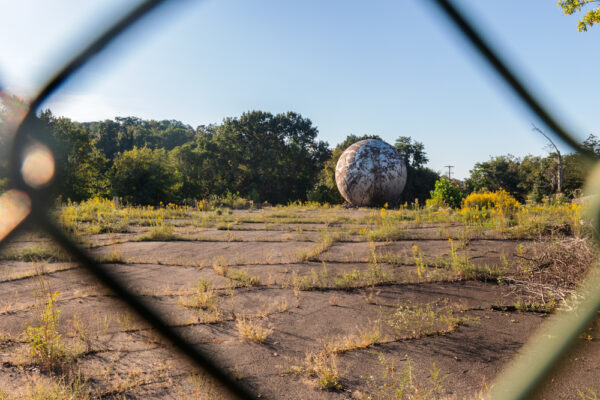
[0,0,598,179]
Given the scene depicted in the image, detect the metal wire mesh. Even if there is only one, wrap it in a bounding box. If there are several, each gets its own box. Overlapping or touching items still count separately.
[0,0,598,398]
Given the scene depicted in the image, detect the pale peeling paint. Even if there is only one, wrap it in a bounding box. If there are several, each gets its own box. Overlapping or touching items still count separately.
[335,139,407,206]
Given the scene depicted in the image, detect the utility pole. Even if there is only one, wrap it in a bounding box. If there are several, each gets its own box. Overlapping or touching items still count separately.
[444,165,454,180]
[532,124,562,193]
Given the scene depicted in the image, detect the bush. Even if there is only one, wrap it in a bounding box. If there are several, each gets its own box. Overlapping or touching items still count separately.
[462,189,520,214]
[427,179,463,209]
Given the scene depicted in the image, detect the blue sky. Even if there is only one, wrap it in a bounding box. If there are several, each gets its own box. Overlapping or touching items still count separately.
[0,0,598,179]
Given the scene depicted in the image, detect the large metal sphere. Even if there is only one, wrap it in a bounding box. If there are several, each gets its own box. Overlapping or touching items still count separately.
[335,139,407,206]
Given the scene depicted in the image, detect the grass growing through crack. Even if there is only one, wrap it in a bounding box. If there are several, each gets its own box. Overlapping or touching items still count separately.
[301,352,342,390]
[26,287,65,370]
[0,374,90,400]
[296,232,339,262]
[283,351,342,390]
[212,258,259,286]
[357,353,449,400]
[428,238,508,282]
[322,324,382,354]
[236,316,273,343]
[96,247,124,264]
[0,246,70,262]
[292,246,394,291]
[23,273,86,373]
[137,221,178,241]
[387,300,474,339]
[177,279,216,310]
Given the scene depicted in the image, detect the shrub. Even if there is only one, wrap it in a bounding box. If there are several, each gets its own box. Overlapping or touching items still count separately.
[427,179,463,209]
[26,290,65,370]
[462,189,520,214]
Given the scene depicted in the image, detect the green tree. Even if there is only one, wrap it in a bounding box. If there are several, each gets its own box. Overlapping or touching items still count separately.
[110,147,181,205]
[89,119,121,161]
[40,110,108,201]
[558,0,600,31]
[559,134,599,197]
[0,93,29,190]
[394,136,428,168]
[210,111,329,203]
[516,155,555,202]
[465,155,523,201]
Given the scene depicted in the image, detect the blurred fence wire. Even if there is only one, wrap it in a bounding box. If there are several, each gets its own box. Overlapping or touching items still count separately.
[0,0,598,398]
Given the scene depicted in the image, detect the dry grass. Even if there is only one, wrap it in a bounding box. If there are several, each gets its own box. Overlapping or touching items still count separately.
[303,352,341,390]
[177,279,216,310]
[212,258,259,286]
[137,223,178,241]
[296,232,338,262]
[96,247,124,264]
[0,246,70,262]
[356,353,449,400]
[387,300,474,339]
[322,324,381,354]
[505,237,597,306]
[235,316,273,343]
[0,373,90,400]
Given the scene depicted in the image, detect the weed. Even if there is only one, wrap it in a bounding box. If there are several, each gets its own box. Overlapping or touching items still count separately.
[178,279,216,310]
[70,313,94,353]
[97,247,124,264]
[185,372,222,399]
[513,297,556,313]
[236,316,273,343]
[212,257,229,276]
[387,300,474,339]
[0,246,70,262]
[212,259,259,286]
[412,244,426,279]
[304,352,342,390]
[115,312,134,329]
[87,220,129,234]
[296,232,338,262]
[322,324,381,354]
[137,221,178,241]
[199,308,224,324]
[227,269,260,286]
[26,275,66,371]
[276,300,288,313]
[360,353,448,400]
[578,388,599,400]
[1,374,90,399]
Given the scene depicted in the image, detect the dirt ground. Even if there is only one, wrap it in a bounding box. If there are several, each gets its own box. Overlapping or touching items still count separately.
[0,207,598,399]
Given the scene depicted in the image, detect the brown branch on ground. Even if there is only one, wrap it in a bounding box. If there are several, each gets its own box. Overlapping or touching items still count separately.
[506,237,597,306]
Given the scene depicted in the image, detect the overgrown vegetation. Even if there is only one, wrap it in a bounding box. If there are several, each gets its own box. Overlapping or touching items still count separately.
[236,316,273,343]
[357,354,450,400]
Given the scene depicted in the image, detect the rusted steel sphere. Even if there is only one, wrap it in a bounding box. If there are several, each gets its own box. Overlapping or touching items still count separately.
[335,139,407,206]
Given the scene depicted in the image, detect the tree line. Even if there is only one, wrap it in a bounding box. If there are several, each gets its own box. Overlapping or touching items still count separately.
[0,105,595,206]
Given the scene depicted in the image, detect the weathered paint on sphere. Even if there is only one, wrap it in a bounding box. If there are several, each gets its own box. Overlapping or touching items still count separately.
[335,139,407,206]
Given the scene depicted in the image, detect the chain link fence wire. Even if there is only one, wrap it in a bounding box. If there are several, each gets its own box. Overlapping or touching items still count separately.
[0,0,598,398]
[426,3,600,399]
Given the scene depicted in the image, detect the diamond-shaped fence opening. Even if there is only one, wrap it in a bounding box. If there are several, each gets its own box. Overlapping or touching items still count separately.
[0,0,598,398]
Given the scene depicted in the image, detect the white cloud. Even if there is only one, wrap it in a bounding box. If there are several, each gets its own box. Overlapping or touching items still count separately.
[43,93,121,122]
